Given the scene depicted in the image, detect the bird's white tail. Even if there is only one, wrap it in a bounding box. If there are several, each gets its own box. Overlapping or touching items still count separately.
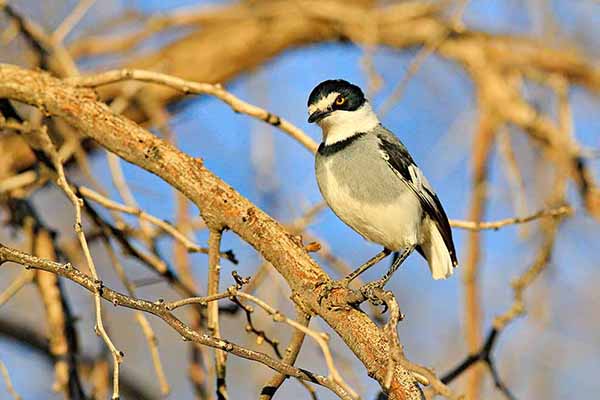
[422,220,454,280]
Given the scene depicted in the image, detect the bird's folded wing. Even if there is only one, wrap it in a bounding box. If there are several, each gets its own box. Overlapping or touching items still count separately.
[376,131,458,266]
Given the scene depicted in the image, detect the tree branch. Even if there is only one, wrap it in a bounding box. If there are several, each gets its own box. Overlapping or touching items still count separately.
[0,360,21,400]
[259,306,311,400]
[0,242,356,400]
[0,63,422,400]
[0,318,156,400]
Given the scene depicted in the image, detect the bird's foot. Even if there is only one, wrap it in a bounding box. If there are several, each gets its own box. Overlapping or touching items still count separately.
[317,278,349,305]
[359,280,388,311]
[317,278,362,311]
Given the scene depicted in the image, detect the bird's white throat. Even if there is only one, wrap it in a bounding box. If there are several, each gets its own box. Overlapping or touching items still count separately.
[318,102,380,146]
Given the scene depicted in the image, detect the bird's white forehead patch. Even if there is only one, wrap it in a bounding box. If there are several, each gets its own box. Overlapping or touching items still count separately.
[308,92,340,114]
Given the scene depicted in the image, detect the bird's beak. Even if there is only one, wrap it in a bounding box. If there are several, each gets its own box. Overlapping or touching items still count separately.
[308,109,331,124]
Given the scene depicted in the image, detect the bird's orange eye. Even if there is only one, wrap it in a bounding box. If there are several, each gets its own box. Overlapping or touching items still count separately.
[335,96,346,106]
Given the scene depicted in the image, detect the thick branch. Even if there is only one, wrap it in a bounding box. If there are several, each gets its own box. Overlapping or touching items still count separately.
[0,64,420,400]
[2,1,599,216]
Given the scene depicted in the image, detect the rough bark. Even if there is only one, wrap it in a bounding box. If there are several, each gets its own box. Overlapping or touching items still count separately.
[0,64,422,400]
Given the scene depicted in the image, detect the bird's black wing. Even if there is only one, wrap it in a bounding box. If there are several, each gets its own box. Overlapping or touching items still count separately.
[377,131,458,266]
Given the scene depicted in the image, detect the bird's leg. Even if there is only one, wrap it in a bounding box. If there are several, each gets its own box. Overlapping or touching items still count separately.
[317,248,392,307]
[343,248,392,284]
[360,245,415,306]
[376,245,415,287]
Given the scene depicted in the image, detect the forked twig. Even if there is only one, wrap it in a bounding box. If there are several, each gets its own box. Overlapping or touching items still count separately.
[101,237,170,395]
[167,288,359,399]
[68,69,319,153]
[79,186,237,263]
[0,243,356,400]
[17,124,123,399]
[207,229,228,399]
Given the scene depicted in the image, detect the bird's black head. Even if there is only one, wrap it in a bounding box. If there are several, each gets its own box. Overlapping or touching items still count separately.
[307,79,366,123]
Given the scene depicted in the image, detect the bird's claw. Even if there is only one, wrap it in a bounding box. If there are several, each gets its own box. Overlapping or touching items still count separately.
[359,280,388,312]
[317,278,350,304]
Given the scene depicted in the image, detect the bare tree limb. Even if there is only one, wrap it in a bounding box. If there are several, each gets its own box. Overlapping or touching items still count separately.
[79,185,237,263]
[15,115,123,398]
[206,229,228,400]
[462,107,498,399]
[0,243,356,400]
[0,64,422,400]
[0,318,155,400]
[67,68,318,153]
[259,306,311,400]
[449,206,571,231]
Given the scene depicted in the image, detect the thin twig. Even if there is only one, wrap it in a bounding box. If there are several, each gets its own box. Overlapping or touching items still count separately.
[449,206,572,231]
[67,69,319,153]
[18,124,123,399]
[0,270,34,307]
[240,261,271,296]
[0,170,40,194]
[80,186,236,263]
[438,328,516,400]
[207,229,228,400]
[0,243,356,400]
[493,219,561,331]
[286,202,328,233]
[229,295,282,358]
[52,0,96,43]
[166,288,359,400]
[101,237,170,395]
[241,291,358,400]
[378,0,470,117]
[58,183,122,399]
[497,129,530,236]
[259,306,312,400]
[0,360,21,400]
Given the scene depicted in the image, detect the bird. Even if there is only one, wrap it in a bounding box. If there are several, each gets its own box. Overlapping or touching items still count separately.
[307,79,458,300]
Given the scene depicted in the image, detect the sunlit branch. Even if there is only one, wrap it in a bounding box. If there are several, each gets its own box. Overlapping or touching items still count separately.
[0,243,356,400]
[68,69,319,153]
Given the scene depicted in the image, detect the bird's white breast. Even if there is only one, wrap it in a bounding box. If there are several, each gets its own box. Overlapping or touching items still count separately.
[317,159,422,251]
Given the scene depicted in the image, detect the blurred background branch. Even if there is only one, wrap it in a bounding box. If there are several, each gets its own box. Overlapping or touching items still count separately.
[0,0,598,399]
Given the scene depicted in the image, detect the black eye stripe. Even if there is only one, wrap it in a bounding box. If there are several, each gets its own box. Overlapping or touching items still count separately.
[307,79,365,112]
[331,95,352,111]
